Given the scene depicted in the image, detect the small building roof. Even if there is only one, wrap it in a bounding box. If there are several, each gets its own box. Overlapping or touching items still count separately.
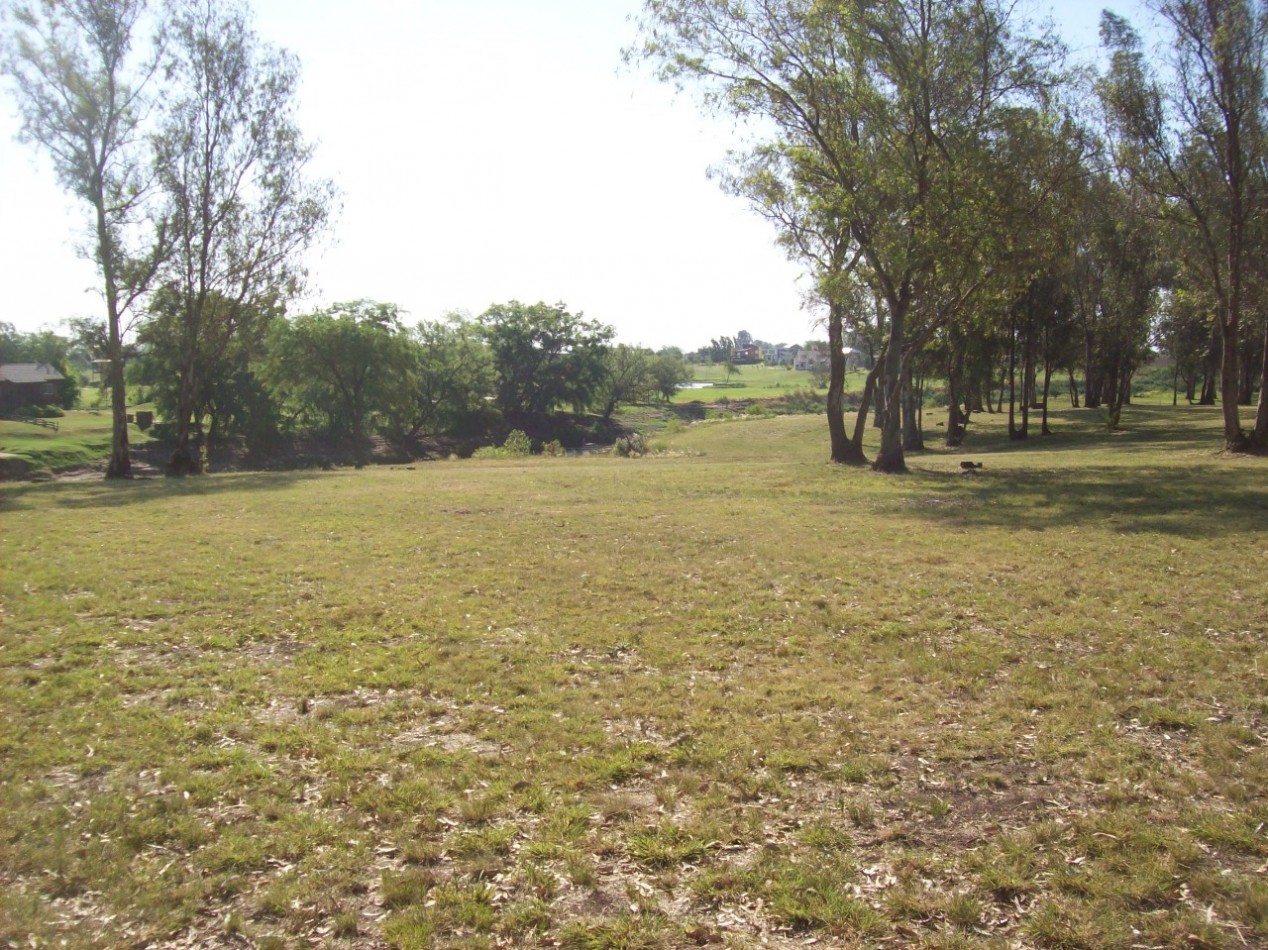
[0,363,65,384]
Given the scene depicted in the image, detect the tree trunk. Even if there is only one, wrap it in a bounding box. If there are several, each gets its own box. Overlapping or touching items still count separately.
[167,354,203,476]
[1218,303,1246,450]
[945,348,965,447]
[1008,311,1026,440]
[1041,361,1054,435]
[1253,316,1268,450]
[1199,330,1220,404]
[826,302,851,463]
[872,307,906,473]
[901,363,923,452]
[97,202,131,479]
[105,346,131,478]
[1068,370,1080,408]
[843,355,883,466]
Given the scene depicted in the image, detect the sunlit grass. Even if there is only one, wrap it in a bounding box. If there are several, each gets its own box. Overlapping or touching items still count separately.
[1,402,1265,948]
[0,409,153,476]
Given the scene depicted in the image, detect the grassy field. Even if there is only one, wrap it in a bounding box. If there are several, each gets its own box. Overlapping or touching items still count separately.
[673,363,853,403]
[2,404,1266,949]
[0,410,153,478]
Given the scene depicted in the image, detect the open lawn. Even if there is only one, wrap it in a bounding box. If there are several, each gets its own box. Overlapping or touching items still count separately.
[2,405,1266,949]
[672,363,857,403]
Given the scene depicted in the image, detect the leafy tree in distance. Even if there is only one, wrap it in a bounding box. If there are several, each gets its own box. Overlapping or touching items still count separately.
[154,0,335,475]
[649,351,692,401]
[3,0,166,476]
[264,301,415,467]
[396,316,495,439]
[594,344,658,420]
[478,301,613,420]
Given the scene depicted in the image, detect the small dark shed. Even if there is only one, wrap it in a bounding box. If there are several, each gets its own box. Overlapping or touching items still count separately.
[0,363,65,412]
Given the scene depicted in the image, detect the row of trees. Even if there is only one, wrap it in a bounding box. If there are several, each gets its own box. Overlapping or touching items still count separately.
[633,0,1268,469]
[129,299,692,465]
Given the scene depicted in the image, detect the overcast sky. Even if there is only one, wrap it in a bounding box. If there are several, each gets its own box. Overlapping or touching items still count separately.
[1,0,1146,349]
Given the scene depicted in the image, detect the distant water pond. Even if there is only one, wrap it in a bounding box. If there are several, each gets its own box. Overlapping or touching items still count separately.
[678,382,715,390]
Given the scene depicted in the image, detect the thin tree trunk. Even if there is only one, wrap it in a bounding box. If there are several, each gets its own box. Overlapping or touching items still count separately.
[827,301,851,463]
[1253,317,1268,449]
[843,354,883,465]
[1008,311,1025,440]
[97,201,131,479]
[167,357,203,476]
[1041,361,1054,435]
[873,306,906,473]
[901,363,923,452]
[1218,303,1246,449]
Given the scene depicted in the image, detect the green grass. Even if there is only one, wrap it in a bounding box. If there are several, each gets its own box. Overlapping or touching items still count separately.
[2,402,1266,948]
[672,361,860,402]
[0,409,153,477]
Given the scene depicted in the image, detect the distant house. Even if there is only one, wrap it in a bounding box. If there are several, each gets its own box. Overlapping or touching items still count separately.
[0,363,65,412]
[794,345,830,373]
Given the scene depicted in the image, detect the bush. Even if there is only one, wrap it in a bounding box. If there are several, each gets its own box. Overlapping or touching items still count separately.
[611,432,647,457]
[541,439,565,457]
[502,429,532,457]
[13,404,64,419]
[472,429,534,460]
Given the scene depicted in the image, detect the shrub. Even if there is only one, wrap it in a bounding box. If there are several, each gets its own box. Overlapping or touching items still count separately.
[541,439,565,457]
[13,404,64,419]
[612,432,647,457]
[502,429,532,457]
[472,429,534,460]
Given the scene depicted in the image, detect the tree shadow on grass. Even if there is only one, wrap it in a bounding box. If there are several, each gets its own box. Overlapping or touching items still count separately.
[904,462,1268,540]
[0,469,333,512]
[944,405,1231,458]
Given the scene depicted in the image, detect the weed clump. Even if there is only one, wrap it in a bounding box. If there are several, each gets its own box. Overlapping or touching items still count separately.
[612,432,647,457]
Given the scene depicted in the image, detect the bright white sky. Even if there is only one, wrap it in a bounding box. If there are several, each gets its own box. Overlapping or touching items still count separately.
[1,0,1146,350]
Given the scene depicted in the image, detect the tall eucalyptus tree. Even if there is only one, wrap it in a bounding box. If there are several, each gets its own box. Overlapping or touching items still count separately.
[3,0,165,477]
[154,0,334,475]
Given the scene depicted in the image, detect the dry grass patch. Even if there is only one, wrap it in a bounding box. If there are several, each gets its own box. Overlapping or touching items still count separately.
[2,404,1265,948]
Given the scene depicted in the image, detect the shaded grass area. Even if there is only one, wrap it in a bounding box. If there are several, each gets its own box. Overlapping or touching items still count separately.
[1,403,1265,948]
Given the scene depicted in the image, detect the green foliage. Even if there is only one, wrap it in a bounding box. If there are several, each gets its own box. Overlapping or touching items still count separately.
[149,0,334,472]
[649,352,692,400]
[471,429,533,459]
[264,301,416,463]
[136,291,283,455]
[502,429,532,457]
[406,316,496,438]
[12,404,65,419]
[478,301,612,419]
